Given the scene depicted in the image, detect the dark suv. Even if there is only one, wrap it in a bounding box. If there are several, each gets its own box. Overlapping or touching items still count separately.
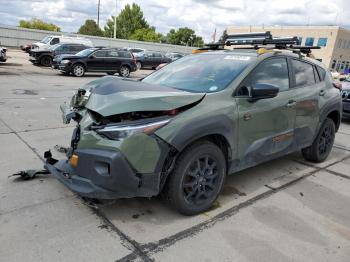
[341,78,350,118]
[45,32,342,215]
[29,43,89,67]
[136,51,171,69]
[54,47,137,77]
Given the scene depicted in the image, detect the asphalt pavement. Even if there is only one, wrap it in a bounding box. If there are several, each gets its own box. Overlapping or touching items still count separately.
[1,49,350,262]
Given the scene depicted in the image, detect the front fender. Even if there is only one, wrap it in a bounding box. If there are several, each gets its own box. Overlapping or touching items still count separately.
[155,112,236,158]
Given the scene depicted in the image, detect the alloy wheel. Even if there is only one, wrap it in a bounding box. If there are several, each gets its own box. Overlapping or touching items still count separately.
[120,66,130,77]
[73,65,84,77]
[182,155,219,205]
[318,125,334,156]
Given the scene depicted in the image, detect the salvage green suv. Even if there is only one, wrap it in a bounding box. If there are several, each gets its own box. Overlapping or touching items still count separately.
[46,47,342,215]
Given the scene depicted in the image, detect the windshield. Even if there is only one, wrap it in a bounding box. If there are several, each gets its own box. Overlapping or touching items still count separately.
[41,36,52,44]
[142,53,254,93]
[76,48,95,57]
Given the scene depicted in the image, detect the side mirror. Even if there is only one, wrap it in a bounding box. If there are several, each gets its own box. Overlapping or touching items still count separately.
[248,83,279,102]
[89,55,95,59]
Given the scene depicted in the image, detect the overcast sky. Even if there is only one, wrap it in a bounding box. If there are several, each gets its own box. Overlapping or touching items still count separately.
[0,0,349,41]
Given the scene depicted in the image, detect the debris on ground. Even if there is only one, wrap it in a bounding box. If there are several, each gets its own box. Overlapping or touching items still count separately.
[9,169,49,180]
[54,145,69,154]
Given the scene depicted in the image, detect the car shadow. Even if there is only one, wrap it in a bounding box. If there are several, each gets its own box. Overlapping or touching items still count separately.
[95,152,318,243]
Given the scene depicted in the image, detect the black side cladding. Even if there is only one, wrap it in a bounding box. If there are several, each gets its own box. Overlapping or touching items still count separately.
[92,77,179,95]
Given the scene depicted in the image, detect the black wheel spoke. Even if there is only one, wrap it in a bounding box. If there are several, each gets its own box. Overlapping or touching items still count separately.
[183,154,220,205]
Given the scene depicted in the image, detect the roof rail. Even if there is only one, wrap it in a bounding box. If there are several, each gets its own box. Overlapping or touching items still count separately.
[203,31,320,57]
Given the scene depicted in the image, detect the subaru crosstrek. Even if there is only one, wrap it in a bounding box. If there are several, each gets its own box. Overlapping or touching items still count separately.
[45,48,342,215]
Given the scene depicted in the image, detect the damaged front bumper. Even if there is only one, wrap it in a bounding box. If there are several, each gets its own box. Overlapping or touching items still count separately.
[44,148,162,199]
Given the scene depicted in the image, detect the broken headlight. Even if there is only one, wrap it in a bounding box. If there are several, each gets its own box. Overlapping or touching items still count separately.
[94,118,170,140]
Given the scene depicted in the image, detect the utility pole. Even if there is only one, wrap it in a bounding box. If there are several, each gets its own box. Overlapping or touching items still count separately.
[97,0,100,28]
[113,0,117,39]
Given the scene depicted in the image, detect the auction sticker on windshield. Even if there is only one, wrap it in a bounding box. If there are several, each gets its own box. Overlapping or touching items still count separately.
[224,55,251,61]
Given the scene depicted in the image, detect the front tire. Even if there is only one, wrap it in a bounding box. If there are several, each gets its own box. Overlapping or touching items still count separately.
[302,118,335,163]
[136,61,142,70]
[164,141,226,215]
[72,64,85,77]
[40,56,52,67]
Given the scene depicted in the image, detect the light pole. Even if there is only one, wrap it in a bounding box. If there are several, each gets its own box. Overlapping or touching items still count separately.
[113,0,117,39]
[97,0,100,28]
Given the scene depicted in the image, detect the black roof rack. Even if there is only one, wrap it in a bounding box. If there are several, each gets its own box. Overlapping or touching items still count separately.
[202,31,320,56]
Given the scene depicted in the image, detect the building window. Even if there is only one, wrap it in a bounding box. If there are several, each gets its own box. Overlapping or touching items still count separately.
[338,39,342,48]
[331,60,336,69]
[297,37,303,45]
[345,62,349,70]
[317,38,328,47]
[343,40,347,49]
[341,61,345,70]
[347,41,350,49]
[305,37,314,46]
[336,61,341,71]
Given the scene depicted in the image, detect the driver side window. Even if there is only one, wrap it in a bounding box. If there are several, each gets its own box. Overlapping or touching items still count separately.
[50,38,59,45]
[236,57,290,96]
[251,57,289,91]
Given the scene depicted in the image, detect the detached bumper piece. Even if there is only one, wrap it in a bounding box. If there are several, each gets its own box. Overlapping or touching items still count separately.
[44,149,161,199]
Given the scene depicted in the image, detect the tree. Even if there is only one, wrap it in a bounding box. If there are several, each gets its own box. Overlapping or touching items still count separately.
[19,18,60,32]
[104,3,149,39]
[129,28,162,42]
[78,19,103,36]
[166,27,204,47]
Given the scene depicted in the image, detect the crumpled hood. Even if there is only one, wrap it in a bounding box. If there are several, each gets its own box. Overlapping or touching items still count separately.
[83,76,205,117]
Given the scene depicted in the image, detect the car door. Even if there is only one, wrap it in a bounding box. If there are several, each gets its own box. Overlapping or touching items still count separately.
[289,58,321,148]
[235,57,297,168]
[86,50,107,71]
[103,50,122,71]
[142,52,153,67]
[153,52,163,66]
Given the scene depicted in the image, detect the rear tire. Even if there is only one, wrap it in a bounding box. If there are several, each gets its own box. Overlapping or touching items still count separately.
[136,61,142,70]
[302,118,335,163]
[72,64,85,77]
[119,65,130,77]
[40,56,52,67]
[164,141,226,215]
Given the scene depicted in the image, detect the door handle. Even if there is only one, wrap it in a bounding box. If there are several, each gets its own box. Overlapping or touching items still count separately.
[286,100,296,108]
[319,90,326,96]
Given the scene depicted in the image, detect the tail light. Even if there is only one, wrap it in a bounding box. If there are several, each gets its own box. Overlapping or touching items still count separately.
[131,53,136,64]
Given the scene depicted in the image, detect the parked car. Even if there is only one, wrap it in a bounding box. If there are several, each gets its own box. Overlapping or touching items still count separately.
[45,40,341,215]
[0,46,7,62]
[31,35,93,51]
[20,44,32,53]
[124,48,145,58]
[30,43,90,67]
[165,52,185,61]
[136,51,171,69]
[340,78,350,118]
[54,47,137,77]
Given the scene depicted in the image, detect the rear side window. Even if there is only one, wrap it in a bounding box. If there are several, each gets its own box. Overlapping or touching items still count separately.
[108,50,119,57]
[93,50,108,57]
[291,59,315,87]
[153,52,162,57]
[250,57,290,92]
